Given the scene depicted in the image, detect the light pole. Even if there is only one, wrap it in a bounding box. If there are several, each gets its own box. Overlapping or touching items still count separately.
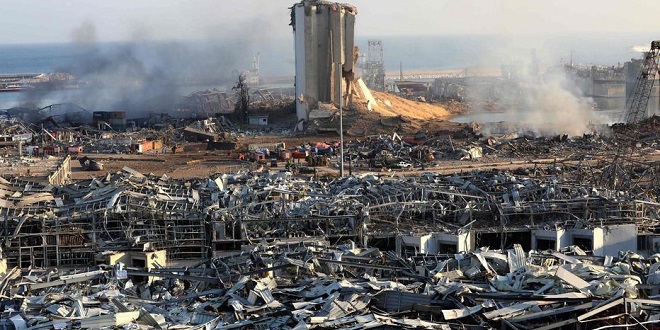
[338,62,344,178]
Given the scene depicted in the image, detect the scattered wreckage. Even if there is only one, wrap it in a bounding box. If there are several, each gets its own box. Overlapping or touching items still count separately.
[78,156,104,171]
[339,115,660,172]
[0,143,657,328]
[0,99,657,328]
[3,241,660,329]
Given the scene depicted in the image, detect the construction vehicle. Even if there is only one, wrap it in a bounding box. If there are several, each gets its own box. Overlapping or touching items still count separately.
[621,40,660,124]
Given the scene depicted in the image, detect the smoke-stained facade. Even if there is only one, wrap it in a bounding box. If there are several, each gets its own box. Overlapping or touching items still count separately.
[291,0,357,124]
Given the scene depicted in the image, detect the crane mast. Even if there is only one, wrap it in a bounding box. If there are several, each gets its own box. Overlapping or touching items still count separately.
[622,40,660,124]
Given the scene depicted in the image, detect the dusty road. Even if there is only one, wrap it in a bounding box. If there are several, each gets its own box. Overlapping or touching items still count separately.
[69,148,660,181]
[69,152,255,180]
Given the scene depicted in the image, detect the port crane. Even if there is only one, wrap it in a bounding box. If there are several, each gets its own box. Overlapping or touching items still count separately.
[621,40,660,124]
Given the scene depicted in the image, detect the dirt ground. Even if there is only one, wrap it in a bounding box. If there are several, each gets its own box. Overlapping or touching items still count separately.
[71,149,660,181]
[69,152,254,180]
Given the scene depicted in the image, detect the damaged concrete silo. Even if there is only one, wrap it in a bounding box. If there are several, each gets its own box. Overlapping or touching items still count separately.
[291,0,358,128]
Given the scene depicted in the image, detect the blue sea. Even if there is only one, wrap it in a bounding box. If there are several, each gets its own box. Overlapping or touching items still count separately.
[0,33,655,110]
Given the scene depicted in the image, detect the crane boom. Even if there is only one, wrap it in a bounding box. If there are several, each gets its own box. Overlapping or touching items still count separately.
[622,40,660,124]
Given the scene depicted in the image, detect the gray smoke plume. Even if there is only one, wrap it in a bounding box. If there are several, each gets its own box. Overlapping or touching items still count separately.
[21,20,263,119]
[490,70,607,136]
[459,45,609,137]
[72,20,97,45]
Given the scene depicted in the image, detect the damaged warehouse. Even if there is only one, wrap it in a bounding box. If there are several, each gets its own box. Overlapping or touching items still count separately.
[0,151,658,265]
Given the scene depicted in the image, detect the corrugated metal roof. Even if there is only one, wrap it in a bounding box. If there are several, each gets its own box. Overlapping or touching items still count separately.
[372,290,453,312]
[190,312,219,325]
[78,311,140,328]
[316,292,370,320]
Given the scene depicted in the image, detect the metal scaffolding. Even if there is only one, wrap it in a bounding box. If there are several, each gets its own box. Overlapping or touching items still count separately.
[622,40,660,124]
[364,40,385,91]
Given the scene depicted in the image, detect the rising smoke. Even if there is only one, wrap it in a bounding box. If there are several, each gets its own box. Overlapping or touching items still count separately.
[465,47,609,137]
[631,44,651,53]
[501,71,606,136]
[22,20,263,119]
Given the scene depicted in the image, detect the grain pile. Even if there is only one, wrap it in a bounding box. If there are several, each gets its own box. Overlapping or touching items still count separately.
[370,91,451,119]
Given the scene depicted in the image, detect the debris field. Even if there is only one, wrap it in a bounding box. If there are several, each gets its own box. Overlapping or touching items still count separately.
[0,113,658,328]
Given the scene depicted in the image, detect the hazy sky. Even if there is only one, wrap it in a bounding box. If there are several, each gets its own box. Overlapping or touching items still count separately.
[3,0,660,44]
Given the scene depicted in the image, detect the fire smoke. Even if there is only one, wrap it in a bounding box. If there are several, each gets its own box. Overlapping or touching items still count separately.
[503,71,608,136]
[21,20,262,118]
[465,55,609,137]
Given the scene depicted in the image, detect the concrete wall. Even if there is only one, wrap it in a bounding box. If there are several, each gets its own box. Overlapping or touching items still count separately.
[397,232,473,255]
[593,224,637,257]
[396,234,429,255]
[248,116,269,126]
[109,250,167,284]
[108,250,167,271]
[399,225,637,256]
[532,229,569,251]
[592,81,625,110]
[434,232,473,253]
[567,226,637,257]
[566,228,595,252]
[48,155,71,186]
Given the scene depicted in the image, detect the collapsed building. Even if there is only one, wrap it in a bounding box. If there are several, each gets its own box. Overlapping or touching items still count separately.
[0,144,657,269]
[178,88,294,117]
[0,145,659,328]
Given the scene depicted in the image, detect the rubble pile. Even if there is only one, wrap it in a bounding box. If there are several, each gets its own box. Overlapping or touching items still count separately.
[178,88,294,115]
[0,117,35,138]
[0,157,656,264]
[2,101,291,158]
[17,116,237,156]
[0,104,656,328]
[470,115,660,160]
[0,155,63,177]
[3,242,660,328]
